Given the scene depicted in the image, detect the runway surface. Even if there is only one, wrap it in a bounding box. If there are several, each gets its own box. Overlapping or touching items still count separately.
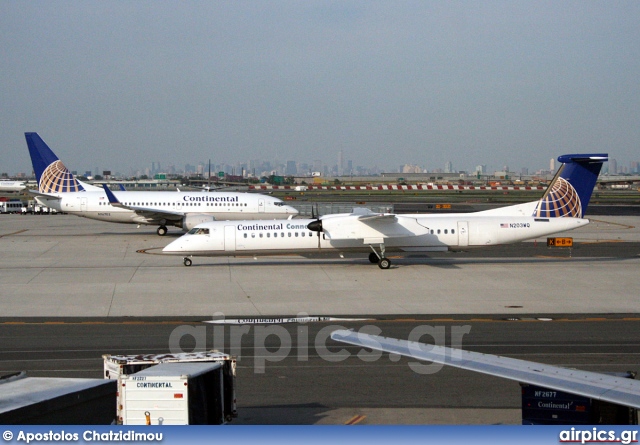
[1,215,639,317]
[0,316,638,424]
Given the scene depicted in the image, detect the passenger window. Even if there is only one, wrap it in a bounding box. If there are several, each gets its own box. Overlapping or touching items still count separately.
[251,233,255,238]
[452,229,455,234]
[244,233,247,238]
[288,233,291,237]
[295,232,298,237]
[267,233,270,238]
[302,232,305,237]
[437,229,441,234]
[444,229,448,234]
[259,233,263,238]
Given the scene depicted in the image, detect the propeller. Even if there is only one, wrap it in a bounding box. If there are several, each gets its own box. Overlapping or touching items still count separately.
[307,203,322,249]
[307,203,322,232]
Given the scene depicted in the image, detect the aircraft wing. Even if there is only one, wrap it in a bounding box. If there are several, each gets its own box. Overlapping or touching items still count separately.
[318,210,414,241]
[101,185,184,222]
[331,329,640,409]
[357,213,398,224]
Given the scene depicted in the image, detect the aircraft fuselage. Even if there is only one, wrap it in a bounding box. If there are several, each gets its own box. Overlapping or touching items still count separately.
[162,214,588,257]
[35,190,296,225]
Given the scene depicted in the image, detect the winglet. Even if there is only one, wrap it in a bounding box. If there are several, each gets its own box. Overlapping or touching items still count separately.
[102,184,127,209]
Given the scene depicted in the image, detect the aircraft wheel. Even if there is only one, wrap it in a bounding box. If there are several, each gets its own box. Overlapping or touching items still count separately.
[378,258,391,269]
[157,226,168,236]
[183,258,192,267]
[368,252,379,264]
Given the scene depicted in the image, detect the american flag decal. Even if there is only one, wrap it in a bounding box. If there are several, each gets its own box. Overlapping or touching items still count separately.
[500,223,509,228]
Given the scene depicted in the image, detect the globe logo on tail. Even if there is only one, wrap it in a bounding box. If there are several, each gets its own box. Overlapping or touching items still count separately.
[39,160,85,193]
[534,177,582,218]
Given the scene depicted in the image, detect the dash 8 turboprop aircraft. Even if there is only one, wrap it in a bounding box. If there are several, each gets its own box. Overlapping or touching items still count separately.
[163,153,607,268]
[25,132,298,235]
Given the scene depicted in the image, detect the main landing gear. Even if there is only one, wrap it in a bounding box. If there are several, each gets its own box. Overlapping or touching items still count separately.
[369,245,391,269]
[183,257,192,267]
[157,225,168,236]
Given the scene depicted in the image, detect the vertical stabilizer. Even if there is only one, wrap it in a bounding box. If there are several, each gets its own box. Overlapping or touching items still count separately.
[534,154,607,218]
[25,132,85,193]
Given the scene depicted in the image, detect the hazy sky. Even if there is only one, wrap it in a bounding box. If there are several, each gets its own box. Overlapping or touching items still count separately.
[2,1,639,176]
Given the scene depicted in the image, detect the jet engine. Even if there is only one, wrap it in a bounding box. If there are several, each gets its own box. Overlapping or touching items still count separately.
[178,214,217,231]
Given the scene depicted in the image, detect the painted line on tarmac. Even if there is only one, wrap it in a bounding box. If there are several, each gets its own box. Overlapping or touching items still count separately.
[0,320,196,325]
[345,415,366,425]
[0,229,28,238]
[2,316,640,325]
[580,240,626,244]
[371,317,640,323]
[589,218,636,229]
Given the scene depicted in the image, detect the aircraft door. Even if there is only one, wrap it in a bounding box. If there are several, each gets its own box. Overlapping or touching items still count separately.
[224,225,236,251]
[457,221,469,247]
[258,199,265,213]
[81,197,88,213]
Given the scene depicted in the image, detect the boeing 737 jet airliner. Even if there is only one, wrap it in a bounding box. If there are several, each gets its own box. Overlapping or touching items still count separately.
[25,132,298,235]
[0,181,27,192]
[162,153,607,268]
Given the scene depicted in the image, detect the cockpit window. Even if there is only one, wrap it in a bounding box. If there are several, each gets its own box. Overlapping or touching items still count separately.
[188,228,210,235]
[274,202,284,206]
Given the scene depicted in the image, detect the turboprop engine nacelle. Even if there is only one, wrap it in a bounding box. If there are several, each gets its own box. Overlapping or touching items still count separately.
[178,214,217,231]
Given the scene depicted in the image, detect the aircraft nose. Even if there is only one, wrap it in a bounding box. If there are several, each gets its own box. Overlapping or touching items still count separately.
[162,239,184,252]
[286,205,299,214]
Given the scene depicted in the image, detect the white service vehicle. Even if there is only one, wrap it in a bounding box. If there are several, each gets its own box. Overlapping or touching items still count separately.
[103,351,237,424]
[119,362,226,425]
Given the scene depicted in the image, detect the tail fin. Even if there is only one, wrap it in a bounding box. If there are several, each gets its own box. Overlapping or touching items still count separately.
[25,132,86,193]
[533,154,607,218]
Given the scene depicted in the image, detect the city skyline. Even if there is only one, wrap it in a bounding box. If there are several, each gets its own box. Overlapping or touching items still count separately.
[6,150,635,181]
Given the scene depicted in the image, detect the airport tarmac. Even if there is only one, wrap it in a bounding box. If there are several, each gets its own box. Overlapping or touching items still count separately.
[1,316,638,424]
[1,214,639,317]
